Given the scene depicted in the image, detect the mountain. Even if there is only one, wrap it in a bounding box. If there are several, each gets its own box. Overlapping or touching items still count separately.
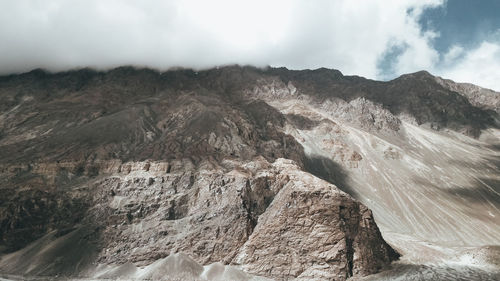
[0,66,499,280]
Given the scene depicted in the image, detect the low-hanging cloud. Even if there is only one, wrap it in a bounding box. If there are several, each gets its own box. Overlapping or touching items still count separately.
[0,0,499,91]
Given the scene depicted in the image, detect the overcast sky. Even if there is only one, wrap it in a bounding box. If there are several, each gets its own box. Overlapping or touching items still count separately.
[0,0,499,90]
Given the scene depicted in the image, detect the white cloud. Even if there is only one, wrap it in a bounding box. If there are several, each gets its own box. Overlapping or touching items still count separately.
[0,0,446,78]
[8,0,498,92]
[436,41,500,91]
[443,45,465,65]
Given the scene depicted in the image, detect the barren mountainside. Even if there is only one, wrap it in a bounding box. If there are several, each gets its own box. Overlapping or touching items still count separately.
[0,66,499,280]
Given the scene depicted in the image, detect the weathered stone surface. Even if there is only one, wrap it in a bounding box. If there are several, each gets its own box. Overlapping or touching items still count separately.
[0,157,398,280]
[235,159,397,281]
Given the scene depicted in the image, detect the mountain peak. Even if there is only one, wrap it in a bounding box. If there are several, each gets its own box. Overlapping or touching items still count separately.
[395,70,435,80]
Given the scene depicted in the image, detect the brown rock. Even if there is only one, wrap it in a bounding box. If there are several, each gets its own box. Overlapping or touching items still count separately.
[234,160,397,280]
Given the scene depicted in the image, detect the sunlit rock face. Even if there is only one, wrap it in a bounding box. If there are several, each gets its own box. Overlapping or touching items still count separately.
[234,160,397,280]
[0,65,499,280]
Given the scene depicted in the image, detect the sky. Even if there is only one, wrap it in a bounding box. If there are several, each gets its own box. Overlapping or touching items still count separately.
[0,0,499,91]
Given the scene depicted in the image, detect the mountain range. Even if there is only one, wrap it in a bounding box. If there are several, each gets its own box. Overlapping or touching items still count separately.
[0,65,499,280]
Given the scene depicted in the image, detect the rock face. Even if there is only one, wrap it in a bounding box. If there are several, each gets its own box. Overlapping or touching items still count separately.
[0,158,397,280]
[0,65,498,280]
[235,160,396,280]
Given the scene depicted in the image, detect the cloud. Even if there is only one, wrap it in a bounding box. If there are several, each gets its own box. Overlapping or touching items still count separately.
[442,45,465,65]
[436,41,500,91]
[6,0,500,92]
[0,0,444,75]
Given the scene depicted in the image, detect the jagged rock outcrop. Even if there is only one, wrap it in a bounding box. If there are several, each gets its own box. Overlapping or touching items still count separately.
[235,160,397,280]
[92,158,395,280]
